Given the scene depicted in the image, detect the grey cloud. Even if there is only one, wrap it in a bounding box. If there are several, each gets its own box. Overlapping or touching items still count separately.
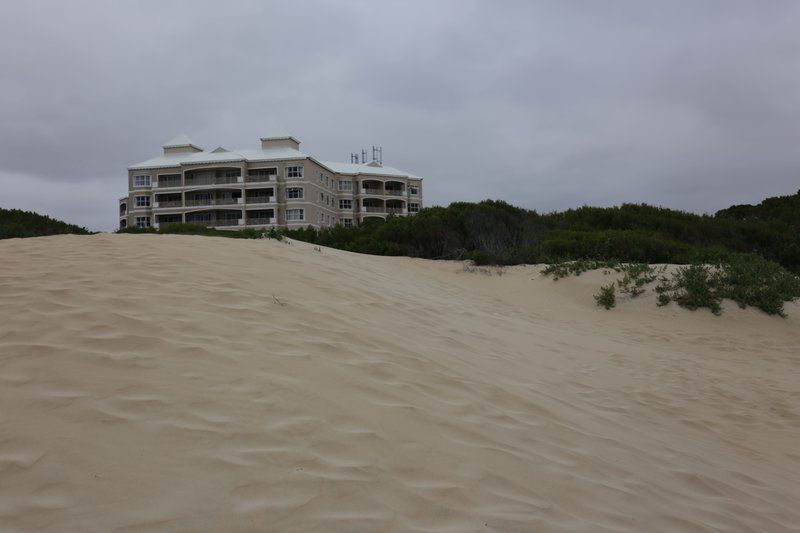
[1,0,799,231]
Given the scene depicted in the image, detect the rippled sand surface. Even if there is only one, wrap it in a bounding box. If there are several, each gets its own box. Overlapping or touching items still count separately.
[1,234,799,532]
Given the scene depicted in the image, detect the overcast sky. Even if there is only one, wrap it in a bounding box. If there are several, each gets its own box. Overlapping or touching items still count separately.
[1,1,799,231]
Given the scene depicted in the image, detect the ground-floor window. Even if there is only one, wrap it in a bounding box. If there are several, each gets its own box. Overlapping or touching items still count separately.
[287,208,304,221]
[409,203,420,213]
[134,216,151,228]
[341,218,353,228]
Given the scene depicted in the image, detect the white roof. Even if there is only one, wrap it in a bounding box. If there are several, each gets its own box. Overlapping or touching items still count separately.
[321,161,421,179]
[128,146,310,170]
[162,133,202,149]
[129,137,421,179]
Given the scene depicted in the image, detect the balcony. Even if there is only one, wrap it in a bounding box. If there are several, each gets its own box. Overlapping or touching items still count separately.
[185,175,242,186]
[361,188,383,195]
[385,189,405,197]
[246,174,276,183]
[246,196,274,205]
[386,207,406,215]
[154,200,183,209]
[154,177,182,188]
[246,217,277,226]
[185,198,243,207]
[184,218,244,227]
[363,206,386,213]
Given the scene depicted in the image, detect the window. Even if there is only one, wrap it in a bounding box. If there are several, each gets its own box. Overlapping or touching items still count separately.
[135,196,151,208]
[286,187,303,199]
[339,199,352,210]
[341,218,353,228]
[319,172,324,183]
[320,192,325,201]
[318,212,324,223]
[286,208,304,221]
[409,203,420,213]
[224,170,240,178]
[286,166,303,178]
[325,176,329,187]
[133,175,151,187]
[338,180,352,191]
[409,185,419,195]
[134,216,151,228]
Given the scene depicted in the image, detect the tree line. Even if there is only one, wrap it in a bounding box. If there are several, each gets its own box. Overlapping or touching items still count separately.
[285,190,800,273]
[0,208,91,239]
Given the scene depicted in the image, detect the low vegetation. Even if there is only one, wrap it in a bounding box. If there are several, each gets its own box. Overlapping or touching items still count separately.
[117,223,283,240]
[541,259,621,280]
[655,255,800,317]
[285,191,800,274]
[547,254,800,316]
[0,208,91,239]
[594,284,616,309]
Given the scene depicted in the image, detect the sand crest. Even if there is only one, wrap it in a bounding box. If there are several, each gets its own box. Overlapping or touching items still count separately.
[1,234,799,532]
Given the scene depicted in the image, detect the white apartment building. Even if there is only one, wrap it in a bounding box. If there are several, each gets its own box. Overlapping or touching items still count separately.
[119,130,423,230]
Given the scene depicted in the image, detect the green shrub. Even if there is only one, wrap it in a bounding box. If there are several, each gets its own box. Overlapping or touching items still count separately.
[0,208,91,239]
[594,284,616,309]
[116,223,281,240]
[617,263,662,297]
[468,249,491,265]
[655,255,800,316]
[541,259,620,280]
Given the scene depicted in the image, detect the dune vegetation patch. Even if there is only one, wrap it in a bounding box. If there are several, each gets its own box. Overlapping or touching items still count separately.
[545,255,800,316]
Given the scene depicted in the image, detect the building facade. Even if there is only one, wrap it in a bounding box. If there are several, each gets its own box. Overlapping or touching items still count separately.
[119,132,423,230]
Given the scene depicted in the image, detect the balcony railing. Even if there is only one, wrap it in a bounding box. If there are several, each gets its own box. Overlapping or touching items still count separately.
[154,200,183,208]
[246,196,274,204]
[246,174,276,183]
[155,178,182,188]
[246,217,276,225]
[361,188,383,195]
[185,198,242,207]
[186,218,243,227]
[385,189,405,196]
[185,175,242,186]
[386,208,406,214]
[363,206,386,213]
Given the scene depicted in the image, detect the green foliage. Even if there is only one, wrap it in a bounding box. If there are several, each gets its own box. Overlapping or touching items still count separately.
[657,264,724,315]
[282,192,800,274]
[655,255,800,316]
[541,259,621,280]
[468,249,491,266]
[0,208,91,239]
[594,284,616,309]
[617,263,663,297]
[117,223,281,240]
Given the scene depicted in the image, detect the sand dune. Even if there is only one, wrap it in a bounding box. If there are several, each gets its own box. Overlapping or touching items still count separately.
[1,234,799,532]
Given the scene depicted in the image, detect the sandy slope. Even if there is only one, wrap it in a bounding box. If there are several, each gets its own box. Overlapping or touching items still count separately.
[1,234,799,532]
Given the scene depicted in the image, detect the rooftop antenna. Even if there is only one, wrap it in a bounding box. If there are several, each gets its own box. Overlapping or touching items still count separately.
[372,145,383,164]
[362,148,367,164]
[350,152,359,164]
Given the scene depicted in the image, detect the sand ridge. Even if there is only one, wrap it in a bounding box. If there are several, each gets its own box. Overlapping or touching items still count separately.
[1,234,799,532]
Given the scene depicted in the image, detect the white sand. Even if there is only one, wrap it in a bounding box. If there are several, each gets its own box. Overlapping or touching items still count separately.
[1,234,799,532]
